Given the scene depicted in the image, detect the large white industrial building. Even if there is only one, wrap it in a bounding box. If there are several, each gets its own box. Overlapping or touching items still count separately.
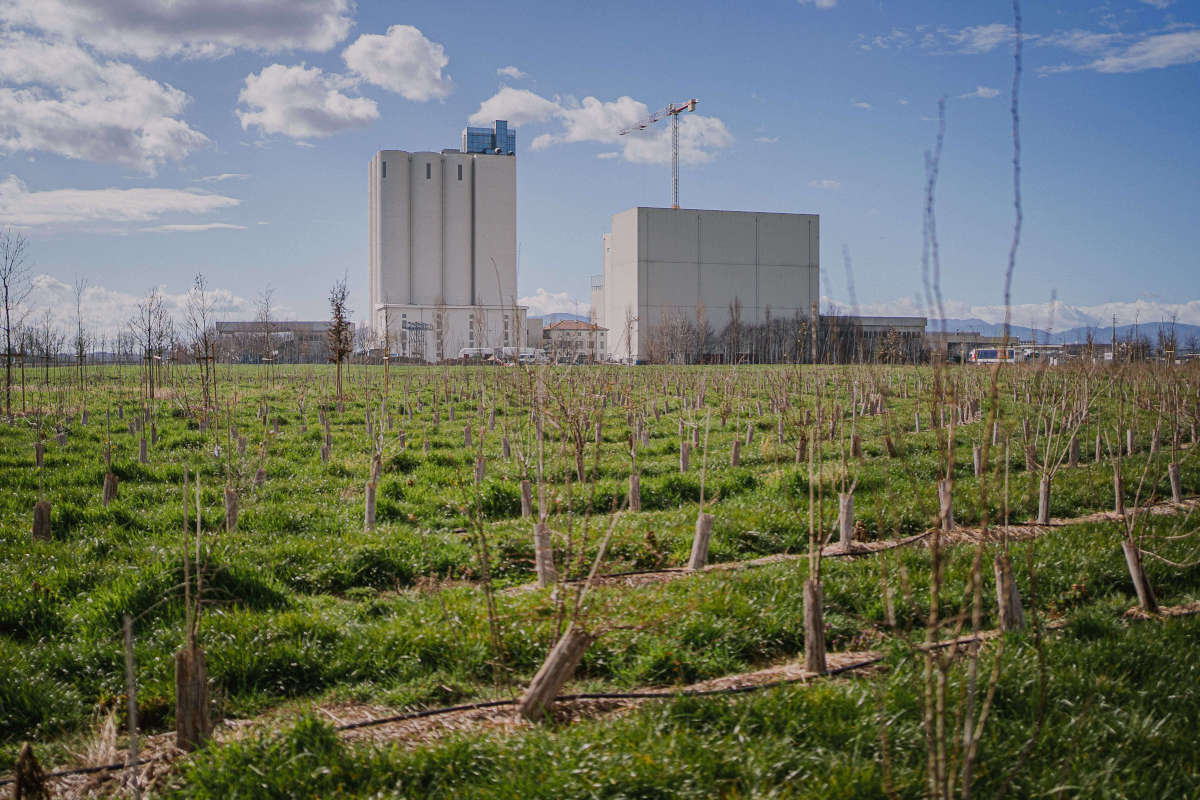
[593,207,820,361]
[368,120,526,361]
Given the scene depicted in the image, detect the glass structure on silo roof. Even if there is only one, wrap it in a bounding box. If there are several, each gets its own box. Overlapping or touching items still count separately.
[461,120,516,154]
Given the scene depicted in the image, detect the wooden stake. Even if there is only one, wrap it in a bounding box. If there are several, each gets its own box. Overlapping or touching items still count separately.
[174,643,211,751]
[994,554,1025,631]
[520,479,533,517]
[517,624,594,722]
[14,742,46,800]
[533,521,556,587]
[223,486,238,533]
[837,492,854,550]
[103,472,119,506]
[937,479,954,531]
[1037,475,1052,525]
[1121,539,1158,613]
[122,615,141,800]
[32,500,50,541]
[803,579,827,674]
[687,512,714,570]
[1113,469,1124,516]
[364,480,376,531]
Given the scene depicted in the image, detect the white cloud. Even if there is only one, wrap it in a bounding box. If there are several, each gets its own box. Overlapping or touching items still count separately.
[539,95,647,147]
[0,174,239,227]
[857,28,913,51]
[808,179,840,190]
[470,89,733,165]
[342,25,453,101]
[19,274,264,339]
[1140,0,1173,8]
[237,64,378,139]
[497,65,527,80]
[621,114,733,166]
[520,288,589,318]
[195,173,249,183]
[755,136,780,143]
[596,152,619,159]
[860,20,1196,75]
[0,0,353,59]
[898,98,910,105]
[1038,29,1127,54]
[959,85,1000,99]
[1078,30,1200,73]
[0,31,208,172]
[851,100,872,110]
[141,222,247,232]
[863,22,1019,54]
[944,23,1016,54]
[468,86,562,127]
[797,0,837,8]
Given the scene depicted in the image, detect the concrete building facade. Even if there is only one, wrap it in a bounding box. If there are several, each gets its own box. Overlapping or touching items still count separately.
[215,320,345,364]
[594,207,819,361]
[544,320,608,364]
[368,120,525,361]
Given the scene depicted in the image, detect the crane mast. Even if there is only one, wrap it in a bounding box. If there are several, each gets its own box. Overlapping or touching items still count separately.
[618,98,697,209]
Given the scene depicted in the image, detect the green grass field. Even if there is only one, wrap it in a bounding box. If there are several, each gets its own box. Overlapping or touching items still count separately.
[1,362,1197,796]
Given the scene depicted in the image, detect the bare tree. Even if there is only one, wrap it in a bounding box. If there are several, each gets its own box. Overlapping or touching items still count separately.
[128,287,170,400]
[621,305,637,364]
[183,274,217,417]
[255,284,275,365]
[1156,313,1177,362]
[73,276,90,390]
[1,228,32,418]
[35,306,64,385]
[255,283,276,385]
[327,274,353,401]
[726,297,743,363]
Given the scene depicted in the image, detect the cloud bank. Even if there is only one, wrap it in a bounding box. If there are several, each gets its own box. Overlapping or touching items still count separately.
[0,175,239,227]
[519,288,590,318]
[0,31,208,172]
[0,0,354,59]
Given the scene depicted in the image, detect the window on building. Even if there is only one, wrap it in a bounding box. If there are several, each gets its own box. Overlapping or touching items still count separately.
[457,164,463,181]
[426,162,431,179]
[382,161,386,178]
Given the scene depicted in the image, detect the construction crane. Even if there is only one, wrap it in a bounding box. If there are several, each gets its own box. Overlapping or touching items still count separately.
[618,98,697,209]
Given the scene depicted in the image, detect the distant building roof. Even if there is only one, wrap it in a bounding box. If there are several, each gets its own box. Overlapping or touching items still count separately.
[215,321,338,334]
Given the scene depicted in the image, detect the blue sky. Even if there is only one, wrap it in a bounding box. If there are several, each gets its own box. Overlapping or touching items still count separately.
[3,0,1199,333]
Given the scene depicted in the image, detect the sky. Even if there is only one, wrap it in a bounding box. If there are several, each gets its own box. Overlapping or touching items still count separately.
[2,0,1199,337]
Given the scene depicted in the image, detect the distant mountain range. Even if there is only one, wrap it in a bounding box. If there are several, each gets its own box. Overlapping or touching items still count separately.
[533,311,1197,346]
[930,318,1200,346]
[536,312,589,324]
